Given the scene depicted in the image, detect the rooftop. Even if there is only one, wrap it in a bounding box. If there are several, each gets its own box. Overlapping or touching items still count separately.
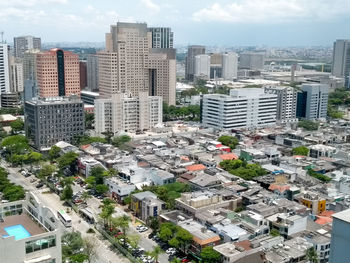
[179,220,220,245]
[332,208,350,223]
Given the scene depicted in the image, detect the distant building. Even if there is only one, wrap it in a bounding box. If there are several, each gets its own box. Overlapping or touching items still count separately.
[95,92,162,134]
[0,192,62,263]
[13,35,41,58]
[239,52,265,70]
[194,54,210,80]
[9,57,23,93]
[222,52,238,80]
[86,54,99,91]
[296,84,328,120]
[0,43,11,100]
[210,53,223,79]
[331,39,350,88]
[23,49,40,82]
[36,49,80,98]
[148,27,174,48]
[264,86,298,124]
[80,90,99,105]
[1,93,21,108]
[202,88,277,130]
[185,45,205,81]
[79,61,87,90]
[329,209,350,263]
[298,192,326,215]
[24,96,84,150]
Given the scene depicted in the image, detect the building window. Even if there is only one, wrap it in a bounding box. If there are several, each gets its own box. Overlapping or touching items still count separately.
[25,235,56,254]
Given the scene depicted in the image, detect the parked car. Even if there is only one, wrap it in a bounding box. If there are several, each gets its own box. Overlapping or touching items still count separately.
[36,183,44,189]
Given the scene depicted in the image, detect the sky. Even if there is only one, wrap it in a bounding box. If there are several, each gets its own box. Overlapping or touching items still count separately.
[1,0,350,46]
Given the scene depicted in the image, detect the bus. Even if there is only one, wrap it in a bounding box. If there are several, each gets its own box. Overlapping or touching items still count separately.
[57,210,72,227]
[79,208,95,224]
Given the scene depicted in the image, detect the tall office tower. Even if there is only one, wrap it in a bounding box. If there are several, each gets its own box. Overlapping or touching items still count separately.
[194,54,210,80]
[329,209,350,263]
[79,61,87,90]
[264,86,298,124]
[25,95,84,150]
[148,27,174,48]
[9,57,24,92]
[0,43,10,97]
[296,84,329,120]
[95,92,162,134]
[222,52,238,80]
[36,48,80,98]
[332,39,350,88]
[23,49,40,82]
[99,22,176,105]
[185,45,205,81]
[210,53,223,79]
[13,35,41,58]
[86,54,99,91]
[202,88,277,130]
[239,52,265,70]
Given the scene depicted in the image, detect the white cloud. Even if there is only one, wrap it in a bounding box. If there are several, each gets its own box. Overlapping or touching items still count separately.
[141,0,160,13]
[192,0,350,23]
[0,0,68,8]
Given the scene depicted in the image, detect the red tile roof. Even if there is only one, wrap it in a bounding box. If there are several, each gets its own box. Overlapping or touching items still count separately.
[219,153,238,160]
[186,164,206,171]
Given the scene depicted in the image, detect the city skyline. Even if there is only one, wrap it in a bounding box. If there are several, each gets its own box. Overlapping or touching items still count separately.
[1,0,350,46]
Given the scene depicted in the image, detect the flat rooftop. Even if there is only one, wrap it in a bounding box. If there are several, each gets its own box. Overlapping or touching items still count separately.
[0,214,45,239]
[333,208,350,223]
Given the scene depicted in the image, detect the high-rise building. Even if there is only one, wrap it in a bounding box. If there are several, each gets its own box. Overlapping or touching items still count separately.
[202,88,277,130]
[9,57,24,93]
[185,45,205,81]
[95,92,162,134]
[148,27,174,48]
[0,43,11,97]
[79,61,87,90]
[332,39,350,88]
[86,54,99,91]
[239,52,265,70]
[296,84,328,120]
[264,86,298,124]
[23,49,40,82]
[329,209,350,263]
[25,95,84,150]
[36,49,80,98]
[13,35,41,58]
[210,53,223,79]
[194,54,210,80]
[99,22,176,105]
[222,52,238,80]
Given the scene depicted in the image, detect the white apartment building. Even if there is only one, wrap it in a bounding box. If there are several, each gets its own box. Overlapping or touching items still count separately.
[202,88,277,130]
[0,43,10,96]
[10,57,24,93]
[222,52,238,80]
[95,92,162,134]
[0,192,61,263]
[264,85,298,124]
[194,54,210,79]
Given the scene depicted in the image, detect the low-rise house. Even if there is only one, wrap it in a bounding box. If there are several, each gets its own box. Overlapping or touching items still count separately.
[130,191,158,219]
[309,144,336,159]
[214,242,265,263]
[267,213,307,238]
[77,156,105,177]
[297,191,326,215]
[301,230,331,263]
[148,168,175,185]
[141,197,165,221]
[211,219,249,242]
[105,177,136,203]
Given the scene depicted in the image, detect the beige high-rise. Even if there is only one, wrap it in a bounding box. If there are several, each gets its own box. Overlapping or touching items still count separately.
[98,22,176,105]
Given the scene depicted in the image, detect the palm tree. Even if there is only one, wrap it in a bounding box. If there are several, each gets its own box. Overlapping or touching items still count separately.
[306,247,319,263]
[81,192,91,204]
[149,245,164,263]
[112,215,131,246]
[99,199,115,228]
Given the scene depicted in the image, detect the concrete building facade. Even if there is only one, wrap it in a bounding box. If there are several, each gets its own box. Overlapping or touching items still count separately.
[194,54,210,80]
[24,95,84,150]
[264,86,298,124]
[185,45,205,81]
[36,49,80,98]
[86,54,99,91]
[222,52,238,80]
[95,92,162,134]
[148,27,174,48]
[331,39,350,88]
[239,52,265,70]
[13,35,41,58]
[9,57,24,93]
[296,84,329,120]
[0,43,10,97]
[202,88,278,130]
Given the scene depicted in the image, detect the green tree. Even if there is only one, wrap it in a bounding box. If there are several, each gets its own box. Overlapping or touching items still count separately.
[61,185,73,201]
[112,135,131,149]
[89,166,106,185]
[200,246,221,263]
[85,113,94,129]
[306,247,319,263]
[218,135,239,150]
[112,215,131,246]
[148,216,160,232]
[3,185,25,201]
[292,146,309,156]
[1,135,29,155]
[10,118,24,133]
[81,191,91,203]
[270,228,280,237]
[61,231,85,262]
[100,199,115,227]
[38,164,56,179]
[83,237,97,263]
[159,222,176,242]
[57,151,78,170]
[96,184,109,195]
[128,234,141,250]
[174,227,193,253]
[298,120,319,131]
[48,145,61,161]
[26,151,42,168]
[148,245,164,263]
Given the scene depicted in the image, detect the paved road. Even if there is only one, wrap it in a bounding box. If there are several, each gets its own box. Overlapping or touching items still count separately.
[2,161,129,263]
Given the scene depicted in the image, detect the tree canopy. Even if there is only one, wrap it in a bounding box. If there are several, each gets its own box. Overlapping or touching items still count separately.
[298,120,319,131]
[1,135,29,155]
[10,118,24,133]
[218,135,239,150]
[220,159,266,180]
[292,146,309,156]
[57,151,78,170]
[200,246,221,263]
[0,167,25,201]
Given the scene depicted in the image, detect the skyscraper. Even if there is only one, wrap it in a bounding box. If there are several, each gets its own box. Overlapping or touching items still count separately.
[23,49,40,82]
[296,84,329,120]
[185,45,205,81]
[222,52,238,80]
[148,27,174,48]
[79,60,87,90]
[13,35,41,58]
[99,22,176,105]
[194,54,210,80]
[9,57,24,93]
[332,39,350,88]
[0,43,10,96]
[239,52,265,70]
[36,49,80,98]
[86,54,99,91]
